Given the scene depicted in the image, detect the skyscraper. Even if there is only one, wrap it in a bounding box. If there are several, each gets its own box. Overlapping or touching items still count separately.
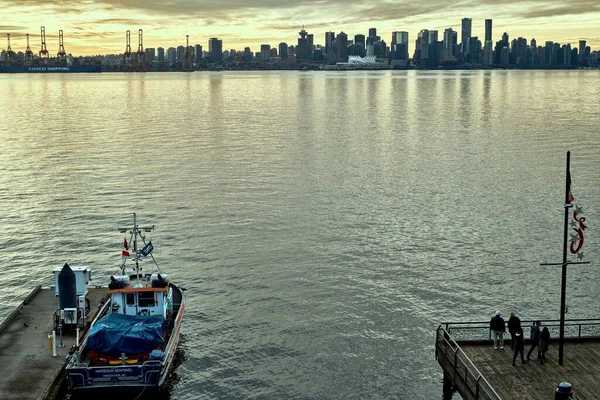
[279,43,288,60]
[579,40,587,65]
[443,28,456,59]
[260,44,270,61]
[461,18,472,60]
[297,27,309,61]
[391,31,409,60]
[354,34,365,48]
[208,38,223,64]
[194,44,202,63]
[157,47,165,62]
[485,19,492,42]
[325,32,336,56]
[336,31,348,62]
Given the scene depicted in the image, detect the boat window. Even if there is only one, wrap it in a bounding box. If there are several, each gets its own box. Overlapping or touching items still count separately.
[126,293,136,305]
[138,292,155,307]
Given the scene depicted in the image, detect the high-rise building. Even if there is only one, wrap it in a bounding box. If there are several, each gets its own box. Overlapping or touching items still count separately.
[461,18,472,60]
[391,31,409,60]
[145,48,155,62]
[354,34,365,48]
[279,42,288,60]
[579,40,587,65]
[336,31,348,62]
[166,47,176,63]
[369,28,377,38]
[297,27,309,61]
[157,47,165,62]
[176,46,185,62]
[209,38,223,63]
[443,28,457,59]
[194,44,202,63]
[485,19,492,42]
[260,44,270,61]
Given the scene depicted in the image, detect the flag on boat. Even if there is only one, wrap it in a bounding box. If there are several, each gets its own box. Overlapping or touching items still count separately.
[122,238,130,257]
[139,241,154,257]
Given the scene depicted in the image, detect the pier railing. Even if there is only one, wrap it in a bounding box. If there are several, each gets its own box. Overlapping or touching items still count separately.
[441,319,600,342]
[436,325,502,400]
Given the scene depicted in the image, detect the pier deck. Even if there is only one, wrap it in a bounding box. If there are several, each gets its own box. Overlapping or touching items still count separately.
[0,287,107,400]
[436,320,600,400]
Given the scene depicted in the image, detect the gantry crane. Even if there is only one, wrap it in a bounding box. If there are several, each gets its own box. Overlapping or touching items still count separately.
[123,30,132,71]
[6,33,16,64]
[57,30,67,63]
[135,29,146,72]
[24,33,34,66]
[39,26,49,62]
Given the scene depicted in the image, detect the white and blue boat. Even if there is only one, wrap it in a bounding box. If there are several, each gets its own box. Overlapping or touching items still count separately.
[66,214,185,393]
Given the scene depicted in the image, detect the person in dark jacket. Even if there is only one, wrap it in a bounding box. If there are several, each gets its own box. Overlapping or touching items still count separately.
[507,312,521,349]
[512,327,526,365]
[539,327,550,365]
[527,321,542,360]
[489,311,506,350]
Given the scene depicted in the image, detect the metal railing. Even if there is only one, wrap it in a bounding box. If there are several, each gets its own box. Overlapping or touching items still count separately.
[436,325,502,400]
[441,319,600,342]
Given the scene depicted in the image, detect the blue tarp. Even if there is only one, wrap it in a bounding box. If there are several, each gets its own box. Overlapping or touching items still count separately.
[87,313,166,355]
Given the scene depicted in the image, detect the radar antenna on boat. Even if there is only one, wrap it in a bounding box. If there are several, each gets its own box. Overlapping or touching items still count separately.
[118,213,155,283]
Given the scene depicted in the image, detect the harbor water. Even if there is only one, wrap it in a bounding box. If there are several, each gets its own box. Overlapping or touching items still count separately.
[0,70,599,399]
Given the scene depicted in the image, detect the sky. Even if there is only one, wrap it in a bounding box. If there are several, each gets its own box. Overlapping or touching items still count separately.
[1,0,599,56]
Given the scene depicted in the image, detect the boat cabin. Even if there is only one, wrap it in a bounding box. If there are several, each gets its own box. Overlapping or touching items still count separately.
[108,273,173,320]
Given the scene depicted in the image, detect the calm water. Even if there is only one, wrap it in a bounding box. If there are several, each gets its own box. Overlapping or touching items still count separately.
[0,70,599,399]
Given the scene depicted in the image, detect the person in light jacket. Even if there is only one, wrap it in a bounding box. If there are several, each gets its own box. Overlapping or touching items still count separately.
[489,311,506,350]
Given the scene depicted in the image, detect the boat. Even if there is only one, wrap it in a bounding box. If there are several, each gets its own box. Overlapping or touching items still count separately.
[0,65,101,73]
[66,213,185,393]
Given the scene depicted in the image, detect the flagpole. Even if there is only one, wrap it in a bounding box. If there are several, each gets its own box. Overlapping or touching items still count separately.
[559,151,571,365]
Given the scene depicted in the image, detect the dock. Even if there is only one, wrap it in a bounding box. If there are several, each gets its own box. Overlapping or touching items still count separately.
[0,286,107,400]
[436,320,600,399]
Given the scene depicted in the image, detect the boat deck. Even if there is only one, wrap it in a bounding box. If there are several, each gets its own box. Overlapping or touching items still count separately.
[0,287,107,400]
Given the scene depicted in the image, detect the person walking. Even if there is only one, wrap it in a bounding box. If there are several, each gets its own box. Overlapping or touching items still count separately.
[489,311,506,350]
[512,327,526,365]
[527,321,542,360]
[539,327,550,365]
[508,312,521,349]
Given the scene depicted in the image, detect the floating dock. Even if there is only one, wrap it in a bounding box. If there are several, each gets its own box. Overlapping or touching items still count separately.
[0,286,107,400]
[436,320,600,399]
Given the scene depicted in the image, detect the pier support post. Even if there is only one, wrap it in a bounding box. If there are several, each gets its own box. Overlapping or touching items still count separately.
[443,373,454,399]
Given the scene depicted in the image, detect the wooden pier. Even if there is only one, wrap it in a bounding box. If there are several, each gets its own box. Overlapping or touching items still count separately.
[0,286,107,400]
[436,320,600,399]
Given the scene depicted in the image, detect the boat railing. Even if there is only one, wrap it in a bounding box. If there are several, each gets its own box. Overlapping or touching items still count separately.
[436,325,502,400]
[441,319,600,342]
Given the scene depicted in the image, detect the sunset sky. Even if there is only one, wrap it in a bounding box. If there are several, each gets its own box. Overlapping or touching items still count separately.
[1,0,599,56]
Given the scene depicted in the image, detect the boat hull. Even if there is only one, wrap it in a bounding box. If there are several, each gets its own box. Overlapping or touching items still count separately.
[67,283,185,391]
[0,65,101,73]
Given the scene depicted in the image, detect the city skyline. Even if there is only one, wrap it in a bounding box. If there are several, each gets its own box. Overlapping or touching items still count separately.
[1,0,599,55]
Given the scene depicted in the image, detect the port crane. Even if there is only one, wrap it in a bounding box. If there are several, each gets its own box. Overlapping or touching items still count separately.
[123,30,132,71]
[57,30,67,63]
[135,29,146,72]
[24,33,34,66]
[6,33,16,64]
[39,26,49,61]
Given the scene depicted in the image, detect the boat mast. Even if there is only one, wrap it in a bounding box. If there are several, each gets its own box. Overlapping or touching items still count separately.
[118,213,154,284]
